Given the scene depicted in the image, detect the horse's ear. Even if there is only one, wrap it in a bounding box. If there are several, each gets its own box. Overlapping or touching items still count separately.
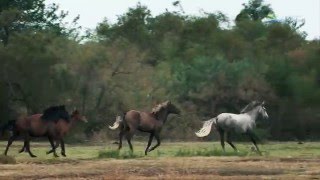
[261,101,265,105]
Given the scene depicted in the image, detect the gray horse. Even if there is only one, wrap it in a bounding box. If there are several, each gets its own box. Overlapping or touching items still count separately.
[195,101,269,154]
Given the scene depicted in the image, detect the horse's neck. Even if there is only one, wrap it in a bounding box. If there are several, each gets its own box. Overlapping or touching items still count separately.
[245,107,260,122]
[67,118,77,129]
[157,110,170,123]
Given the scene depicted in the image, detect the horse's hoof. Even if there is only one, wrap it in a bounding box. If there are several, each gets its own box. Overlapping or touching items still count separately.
[30,155,37,158]
[61,152,66,157]
[54,154,59,158]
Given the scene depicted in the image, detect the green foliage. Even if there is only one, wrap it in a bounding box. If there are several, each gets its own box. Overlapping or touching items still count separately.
[236,0,274,22]
[0,0,80,45]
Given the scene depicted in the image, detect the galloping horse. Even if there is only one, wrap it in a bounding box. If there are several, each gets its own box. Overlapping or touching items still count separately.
[195,101,269,154]
[2,105,87,157]
[109,101,180,155]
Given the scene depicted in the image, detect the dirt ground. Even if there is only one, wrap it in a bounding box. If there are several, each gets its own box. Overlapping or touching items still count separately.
[1,156,320,179]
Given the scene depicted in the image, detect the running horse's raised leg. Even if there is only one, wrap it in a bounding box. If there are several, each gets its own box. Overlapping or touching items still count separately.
[60,139,66,157]
[226,131,238,152]
[145,132,154,155]
[46,136,59,157]
[24,133,37,158]
[247,130,262,155]
[147,133,161,153]
[4,132,18,155]
[18,139,27,153]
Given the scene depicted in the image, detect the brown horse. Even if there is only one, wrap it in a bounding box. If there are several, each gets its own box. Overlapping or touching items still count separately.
[109,101,180,155]
[2,106,86,157]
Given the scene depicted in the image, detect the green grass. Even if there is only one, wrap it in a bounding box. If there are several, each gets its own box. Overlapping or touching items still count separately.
[98,149,142,159]
[1,141,320,163]
[175,148,248,157]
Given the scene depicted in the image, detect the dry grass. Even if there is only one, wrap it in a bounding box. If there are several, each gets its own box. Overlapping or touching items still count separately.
[1,156,320,179]
[0,141,320,179]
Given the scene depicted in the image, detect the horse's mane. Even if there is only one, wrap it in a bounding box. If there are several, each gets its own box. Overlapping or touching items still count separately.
[240,101,260,113]
[41,105,70,122]
[151,102,168,118]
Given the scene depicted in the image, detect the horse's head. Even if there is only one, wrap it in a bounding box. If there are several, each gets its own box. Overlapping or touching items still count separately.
[163,101,181,115]
[258,101,269,119]
[71,109,88,123]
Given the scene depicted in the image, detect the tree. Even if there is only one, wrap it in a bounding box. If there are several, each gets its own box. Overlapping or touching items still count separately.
[236,0,274,22]
[0,0,77,46]
[96,3,151,47]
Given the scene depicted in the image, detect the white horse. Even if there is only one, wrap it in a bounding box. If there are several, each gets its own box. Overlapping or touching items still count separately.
[195,101,269,154]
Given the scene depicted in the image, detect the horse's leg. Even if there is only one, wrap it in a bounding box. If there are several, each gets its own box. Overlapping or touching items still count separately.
[125,126,136,152]
[60,139,66,157]
[226,132,238,152]
[54,141,60,149]
[4,133,18,155]
[145,133,154,155]
[218,129,225,152]
[47,136,59,157]
[118,130,124,150]
[24,133,37,158]
[18,140,27,153]
[148,133,160,153]
[247,131,261,155]
[126,133,134,152]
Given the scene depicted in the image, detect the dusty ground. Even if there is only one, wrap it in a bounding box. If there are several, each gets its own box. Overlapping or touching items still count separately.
[1,156,320,179]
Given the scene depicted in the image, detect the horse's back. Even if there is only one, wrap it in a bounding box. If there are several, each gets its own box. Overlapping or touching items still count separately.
[217,113,253,133]
[125,110,159,132]
[16,114,48,135]
[124,110,141,126]
[217,113,236,127]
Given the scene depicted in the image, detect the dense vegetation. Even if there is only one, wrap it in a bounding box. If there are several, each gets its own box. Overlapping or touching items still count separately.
[0,0,319,141]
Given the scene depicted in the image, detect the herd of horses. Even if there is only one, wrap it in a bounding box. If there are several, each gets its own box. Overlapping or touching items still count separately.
[0,100,269,158]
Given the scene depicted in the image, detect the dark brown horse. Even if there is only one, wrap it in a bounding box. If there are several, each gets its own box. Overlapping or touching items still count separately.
[109,101,180,155]
[2,106,86,157]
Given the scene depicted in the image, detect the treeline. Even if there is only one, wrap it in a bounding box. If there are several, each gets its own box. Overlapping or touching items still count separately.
[0,0,319,141]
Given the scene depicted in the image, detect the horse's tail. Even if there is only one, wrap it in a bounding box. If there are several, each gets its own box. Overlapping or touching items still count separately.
[195,118,216,137]
[0,120,16,137]
[109,113,125,130]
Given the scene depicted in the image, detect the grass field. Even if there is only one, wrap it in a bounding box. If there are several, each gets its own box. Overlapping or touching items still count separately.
[0,141,320,179]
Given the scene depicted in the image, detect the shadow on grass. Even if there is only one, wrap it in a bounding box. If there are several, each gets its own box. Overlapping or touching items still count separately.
[98,150,142,159]
[174,148,248,157]
[0,155,16,164]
